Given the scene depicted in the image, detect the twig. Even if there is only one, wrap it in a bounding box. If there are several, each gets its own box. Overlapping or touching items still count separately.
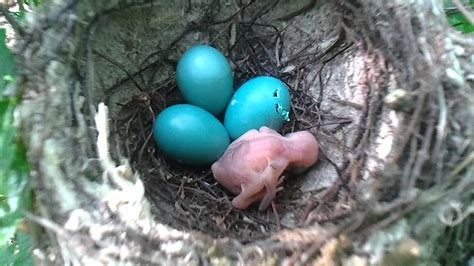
[297,30,348,69]
[448,151,474,180]
[434,85,447,182]
[402,136,418,189]
[93,50,144,92]
[95,103,132,189]
[408,114,435,189]
[271,202,281,231]
[329,97,364,109]
[452,0,474,25]
[276,0,318,21]
[301,119,352,130]
[138,131,153,164]
[25,212,68,235]
[0,3,25,36]
[439,200,474,226]
[392,92,427,162]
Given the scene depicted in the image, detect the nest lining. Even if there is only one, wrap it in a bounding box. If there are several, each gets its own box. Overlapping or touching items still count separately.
[90,1,363,241]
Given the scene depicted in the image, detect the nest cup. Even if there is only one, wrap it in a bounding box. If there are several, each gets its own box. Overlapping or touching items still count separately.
[104,0,346,241]
[15,0,474,264]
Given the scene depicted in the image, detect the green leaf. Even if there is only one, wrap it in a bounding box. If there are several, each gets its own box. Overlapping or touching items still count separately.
[0,27,31,247]
[18,0,41,14]
[25,0,41,7]
[0,4,34,265]
[0,100,30,245]
[447,12,474,33]
[10,11,27,22]
[0,29,14,90]
[0,232,34,266]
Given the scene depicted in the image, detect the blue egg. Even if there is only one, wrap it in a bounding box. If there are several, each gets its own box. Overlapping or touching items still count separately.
[176,45,233,116]
[224,76,291,140]
[153,104,230,165]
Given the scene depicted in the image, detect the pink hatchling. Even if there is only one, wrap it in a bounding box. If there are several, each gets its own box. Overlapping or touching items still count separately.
[211,126,319,210]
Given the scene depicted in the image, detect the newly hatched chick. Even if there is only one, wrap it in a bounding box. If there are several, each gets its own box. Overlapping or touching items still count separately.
[211,126,319,210]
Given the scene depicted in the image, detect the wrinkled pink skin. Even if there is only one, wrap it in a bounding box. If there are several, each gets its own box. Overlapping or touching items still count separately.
[211,126,319,211]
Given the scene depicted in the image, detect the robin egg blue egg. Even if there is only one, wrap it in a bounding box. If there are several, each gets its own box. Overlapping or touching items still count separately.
[153,104,230,166]
[176,45,234,116]
[224,76,291,140]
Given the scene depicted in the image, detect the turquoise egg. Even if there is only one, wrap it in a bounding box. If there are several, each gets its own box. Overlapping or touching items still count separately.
[224,76,291,140]
[153,104,230,166]
[176,45,233,116]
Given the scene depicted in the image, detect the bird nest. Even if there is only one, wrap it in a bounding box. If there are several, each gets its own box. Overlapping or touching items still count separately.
[14,0,474,264]
[112,1,351,241]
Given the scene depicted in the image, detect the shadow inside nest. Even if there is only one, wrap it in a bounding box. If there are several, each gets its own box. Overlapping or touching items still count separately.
[106,2,352,241]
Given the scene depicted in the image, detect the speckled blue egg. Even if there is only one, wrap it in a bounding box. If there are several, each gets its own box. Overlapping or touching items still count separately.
[176,45,233,116]
[224,76,291,140]
[153,104,230,165]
